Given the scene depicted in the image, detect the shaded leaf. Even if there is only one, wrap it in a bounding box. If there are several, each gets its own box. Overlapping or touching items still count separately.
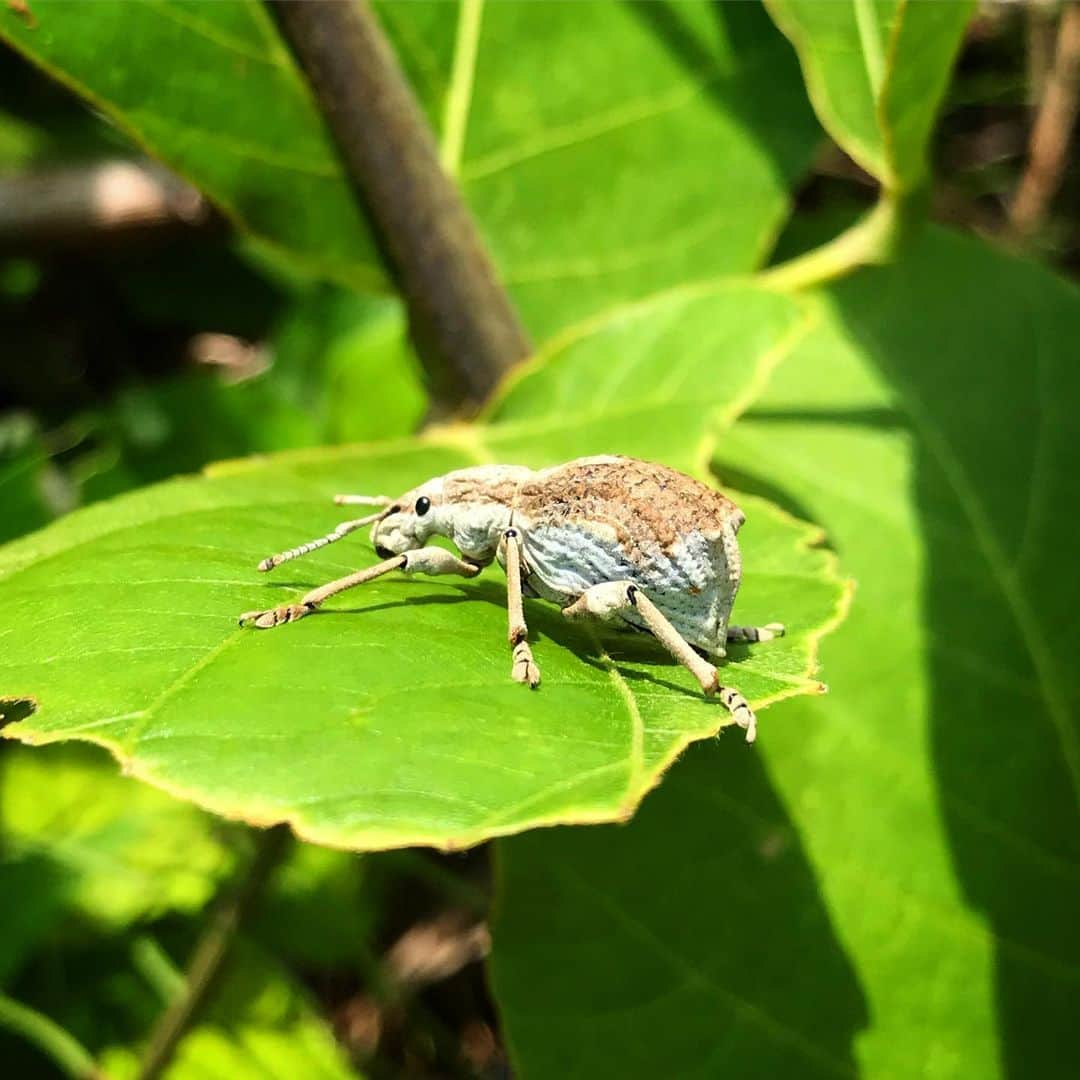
[0,0,385,289]
[0,742,231,991]
[94,940,358,1080]
[491,740,867,1078]
[268,290,425,445]
[765,0,973,190]
[1,744,233,934]
[0,283,845,852]
[1,2,819,338]
[492,228,1080,1076]
[448,0,820,335]
[253,844,374,970]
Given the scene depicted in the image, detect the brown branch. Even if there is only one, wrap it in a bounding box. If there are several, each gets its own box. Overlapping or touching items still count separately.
[135,825,291,1080]
[0,160,220,254]
[270,0,531,413]
[1010,2,1080,237]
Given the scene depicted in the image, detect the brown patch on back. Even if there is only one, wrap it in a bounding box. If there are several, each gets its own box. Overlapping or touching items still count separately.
[515,456,742,552]
[443,465,534,508]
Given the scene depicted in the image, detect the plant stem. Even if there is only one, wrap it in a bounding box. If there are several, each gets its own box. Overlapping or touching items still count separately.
[135,825,291,1080]
[757,197,901,293]
[0,161,218,255]
[1010,1,1080,238]
[0,994,103,1080]
[271,0,531,412]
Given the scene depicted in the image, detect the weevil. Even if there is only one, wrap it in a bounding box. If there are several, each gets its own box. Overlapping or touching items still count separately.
[239,455,785,742]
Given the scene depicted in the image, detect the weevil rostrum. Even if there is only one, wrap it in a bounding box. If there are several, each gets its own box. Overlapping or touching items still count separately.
[239,455,785,742]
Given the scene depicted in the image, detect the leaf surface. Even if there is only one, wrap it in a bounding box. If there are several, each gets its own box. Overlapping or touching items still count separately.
[492,228,1080,1076]
[0,1,819,334]
[0,284,846,852]
[0,0,386,289]
[764,0,972,190]
[0,744,232,988]
[445,0,820,335]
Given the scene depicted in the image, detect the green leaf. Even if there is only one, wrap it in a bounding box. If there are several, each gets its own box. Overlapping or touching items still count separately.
[445,0,820,336]
[493,228,1080,1075]
[1,2,819,339]
[1,744,233,934]
[765,0,973,191]
[0,0,385,290]
[94,940,358,1080]
[491,740,867,1077]
[0,282,846,852]
[0,742,232,990]
[268,290,426,445]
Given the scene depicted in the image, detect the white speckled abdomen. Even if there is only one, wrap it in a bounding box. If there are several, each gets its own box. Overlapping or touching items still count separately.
[516,522,737,656]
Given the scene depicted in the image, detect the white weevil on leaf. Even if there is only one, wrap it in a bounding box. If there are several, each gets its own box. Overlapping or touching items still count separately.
[239,455,785,742]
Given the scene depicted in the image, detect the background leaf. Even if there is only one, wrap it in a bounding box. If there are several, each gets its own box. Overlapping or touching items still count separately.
[1,1,820,337]
[0,284,846,852]
[764,0,973,190]
[98,941,359,1080]
[444,0,820,336]
[0,0,386,289]
[491,740,867,1078]
[0,414,55,543]
[492,227,1080,1076]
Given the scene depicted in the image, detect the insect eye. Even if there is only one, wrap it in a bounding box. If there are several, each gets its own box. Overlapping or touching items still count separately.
[415,496,431,516]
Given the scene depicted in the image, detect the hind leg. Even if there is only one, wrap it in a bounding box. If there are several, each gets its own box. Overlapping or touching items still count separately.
[563,581,759,743]
[727,622,785,644]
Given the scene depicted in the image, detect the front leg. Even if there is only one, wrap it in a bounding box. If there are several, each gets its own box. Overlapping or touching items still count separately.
[502,528,540,687]
[563,581,759,743]
[239,547,480,629]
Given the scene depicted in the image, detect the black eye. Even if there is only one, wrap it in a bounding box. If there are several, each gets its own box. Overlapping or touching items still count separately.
[415,496,431,516]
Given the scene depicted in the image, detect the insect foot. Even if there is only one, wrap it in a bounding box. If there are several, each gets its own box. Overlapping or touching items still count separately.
[238,602,313,629]
[511,640,541,688]
[727,622,786,644]
[718,687,757,744]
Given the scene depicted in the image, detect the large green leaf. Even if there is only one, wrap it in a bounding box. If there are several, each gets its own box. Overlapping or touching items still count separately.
[764,0,973,191]
[0,283,845,852]
[492,229,1080,1076]
[491,740,867,1078]
[0,0,385,289]
[1,744,231,929]
[1,2,819,337]
[444,0,820,336]
[0,743,232,991]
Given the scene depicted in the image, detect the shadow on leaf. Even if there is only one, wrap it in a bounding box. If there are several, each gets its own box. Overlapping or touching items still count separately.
[492,737,869,1076]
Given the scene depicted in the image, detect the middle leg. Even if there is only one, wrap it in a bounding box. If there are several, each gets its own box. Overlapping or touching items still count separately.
[502,528,540,687]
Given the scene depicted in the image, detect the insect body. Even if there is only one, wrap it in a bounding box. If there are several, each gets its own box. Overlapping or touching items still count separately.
[240,456,784,742]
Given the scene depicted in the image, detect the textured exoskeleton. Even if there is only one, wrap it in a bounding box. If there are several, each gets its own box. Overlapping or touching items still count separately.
[240,456,784,741]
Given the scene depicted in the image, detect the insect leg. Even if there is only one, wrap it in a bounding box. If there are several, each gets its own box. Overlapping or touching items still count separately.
[726,622,785,644]
[563,581,758,743]
[502,528,540,688]
[239,547,480,629]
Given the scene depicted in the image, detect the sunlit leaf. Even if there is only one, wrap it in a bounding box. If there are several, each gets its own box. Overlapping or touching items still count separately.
[0,283,845,852]
[493,228,1080,1076]
[765,0,973,190]
[0,1,819,336]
